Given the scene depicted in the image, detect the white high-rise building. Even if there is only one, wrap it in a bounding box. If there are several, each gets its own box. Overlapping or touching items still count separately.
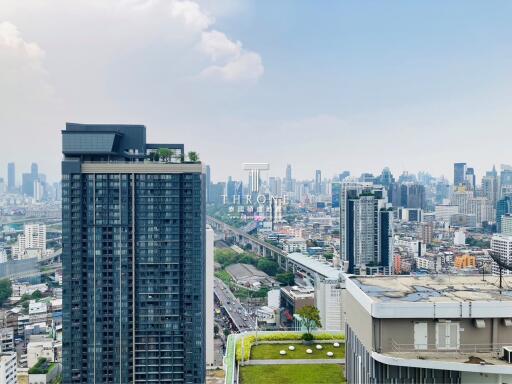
[315,276,344,332]
[0,352,16,384]
[205,225,215,368]
[11,224,46,260]
[491,234,512,275]
[502,214,512,236]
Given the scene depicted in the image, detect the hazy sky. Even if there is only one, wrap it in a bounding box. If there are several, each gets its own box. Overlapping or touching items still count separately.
[1,0,511,184]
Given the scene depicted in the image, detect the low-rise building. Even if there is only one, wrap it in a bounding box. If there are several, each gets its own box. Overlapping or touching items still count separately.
[344,274,512,383]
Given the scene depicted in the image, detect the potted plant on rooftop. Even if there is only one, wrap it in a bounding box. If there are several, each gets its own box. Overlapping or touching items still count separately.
[187,151,200,163]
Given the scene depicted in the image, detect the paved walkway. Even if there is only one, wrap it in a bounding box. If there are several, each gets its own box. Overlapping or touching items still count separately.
[244,358,345,366]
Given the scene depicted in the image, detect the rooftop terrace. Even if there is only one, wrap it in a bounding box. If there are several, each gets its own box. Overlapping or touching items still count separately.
[351,274,512,304]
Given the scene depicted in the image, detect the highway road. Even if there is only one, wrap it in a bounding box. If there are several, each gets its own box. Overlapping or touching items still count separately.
[214,277,257,332]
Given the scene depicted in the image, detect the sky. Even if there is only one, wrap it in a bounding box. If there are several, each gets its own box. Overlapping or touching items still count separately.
[1,0,512,184]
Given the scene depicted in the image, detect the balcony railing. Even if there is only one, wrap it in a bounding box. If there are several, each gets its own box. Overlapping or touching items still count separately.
[390,339,512,354]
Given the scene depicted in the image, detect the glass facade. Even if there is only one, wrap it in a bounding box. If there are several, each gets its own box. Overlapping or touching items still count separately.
[62,124,205,384]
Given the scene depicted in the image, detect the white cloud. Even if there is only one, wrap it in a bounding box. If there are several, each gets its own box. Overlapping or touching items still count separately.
[199,30,241,61]
[0,21,52,104]
[198,30,263,83]
[201,51,263,82]
[169,0,213,30]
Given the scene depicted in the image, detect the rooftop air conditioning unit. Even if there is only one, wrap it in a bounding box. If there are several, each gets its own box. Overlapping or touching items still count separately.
[502,346,512,363]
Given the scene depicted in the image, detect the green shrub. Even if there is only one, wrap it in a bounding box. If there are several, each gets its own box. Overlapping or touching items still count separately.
[302,333,314,341]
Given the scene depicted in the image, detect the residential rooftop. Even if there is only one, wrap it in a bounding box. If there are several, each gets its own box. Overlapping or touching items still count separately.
[350,274,512,304]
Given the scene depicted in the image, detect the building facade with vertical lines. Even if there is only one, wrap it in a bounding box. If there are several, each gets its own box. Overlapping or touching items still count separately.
[61,123,205,383]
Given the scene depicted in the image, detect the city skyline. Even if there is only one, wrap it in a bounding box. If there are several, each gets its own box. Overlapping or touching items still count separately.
[2,1,512,181]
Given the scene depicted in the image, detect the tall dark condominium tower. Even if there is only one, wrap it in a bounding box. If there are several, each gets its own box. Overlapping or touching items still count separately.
[340,182,393,275]
[7,162,15,192]
[453,162,467,186]
[61,123,205,384]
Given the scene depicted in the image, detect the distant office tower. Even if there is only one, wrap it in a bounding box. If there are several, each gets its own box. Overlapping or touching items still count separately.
[453,162,467,186]
[497,196,512,232]
[465,167,476,191]
[331,182,341,208]
[7,163,15,192]
[375,167,394,189]
[435,179,450,204]
[405,183,426,209]
[482,171,499,206]
[268,177,282,196]
[339,171,350,181]
[62,123,205,384]
[22,173,34,197]
[285,164,293,192]
[340,182,393,274]
[314,170,322,194]
[205,165,211,203]
[30,163,38,178]
[359,173,375,183]
[210,182,226,205]
[501,167,512,200]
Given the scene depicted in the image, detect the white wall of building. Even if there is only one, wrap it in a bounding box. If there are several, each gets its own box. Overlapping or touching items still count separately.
[0,352,16,384]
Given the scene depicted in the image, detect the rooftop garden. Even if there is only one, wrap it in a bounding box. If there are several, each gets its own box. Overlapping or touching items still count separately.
[28,358,56,375]
[251,342,345,360]
[147,148,200,163]
[240,364,345,384]
[236,332,345,362]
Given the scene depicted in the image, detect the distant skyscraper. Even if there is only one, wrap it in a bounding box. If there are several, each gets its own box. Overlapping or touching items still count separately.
[482,167,499,206]
[7,163,15,192]
[497,196,512,233]
[454,162,467,186]
[315,170,322,194]
[285,164,292,192]
[331,182,341,208]
[21,173,34,197]
[339,171,350,181]
[465,167,476,191]
[340,182,393,274]
[30,162,38,178]
[405,183,426,210]
[62,123,205,383]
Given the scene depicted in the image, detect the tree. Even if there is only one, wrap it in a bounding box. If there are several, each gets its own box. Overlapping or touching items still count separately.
[297,305,321,336]
[0,279,12,306]
[276,272,295,286]
[257,258,278,276]
[31,290,43,300]
[157,148,174,163]
[187,151,199,162]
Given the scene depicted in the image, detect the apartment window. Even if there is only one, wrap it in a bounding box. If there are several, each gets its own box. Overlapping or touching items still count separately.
[436,322,459,350]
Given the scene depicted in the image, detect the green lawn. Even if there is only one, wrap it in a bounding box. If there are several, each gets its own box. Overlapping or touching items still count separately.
[240,364,345,384]
[250,342,345,360]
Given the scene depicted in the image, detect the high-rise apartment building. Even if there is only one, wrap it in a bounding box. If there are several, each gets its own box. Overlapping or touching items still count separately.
[0,352,16,384]
[285,164,293,192]
[453,162,467,186]
[61,123,205,383]
[11,224,47,260]
[340,182,393,274]
[491,234,512,275]
[6,163,15,192]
